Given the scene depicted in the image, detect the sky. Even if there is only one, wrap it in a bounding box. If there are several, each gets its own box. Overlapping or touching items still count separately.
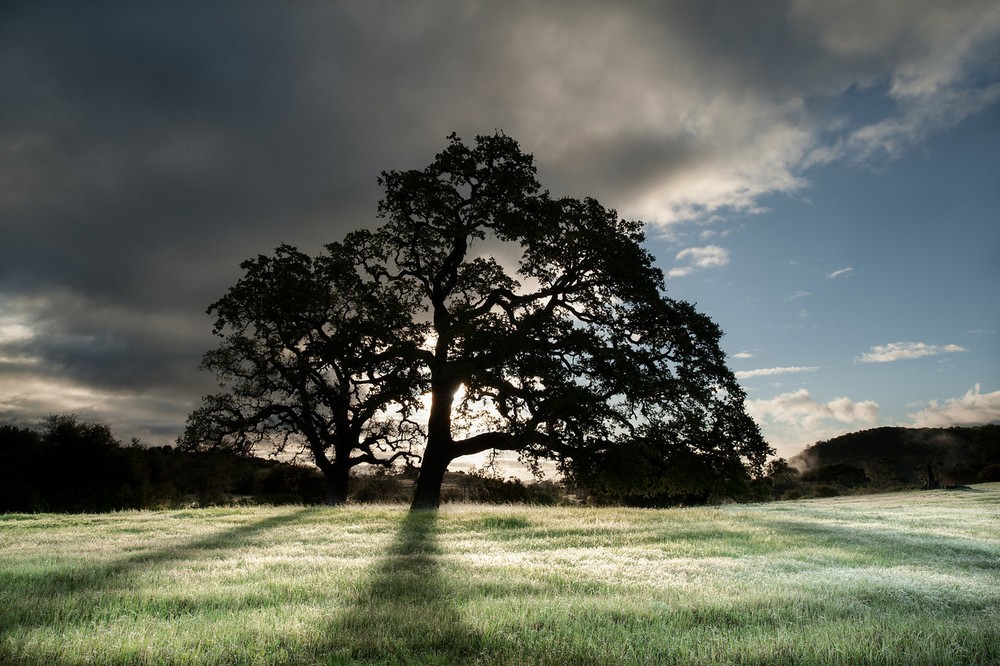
[1,0,998,467]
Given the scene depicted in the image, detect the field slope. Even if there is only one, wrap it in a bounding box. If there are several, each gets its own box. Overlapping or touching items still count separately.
[2,486,998,665]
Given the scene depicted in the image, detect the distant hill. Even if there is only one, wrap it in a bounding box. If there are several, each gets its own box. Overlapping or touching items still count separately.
[789,425,1000,486]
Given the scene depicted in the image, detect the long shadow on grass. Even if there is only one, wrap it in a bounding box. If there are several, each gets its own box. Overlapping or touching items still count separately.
[762,516,1000,572]
[0,507,314,638]
[322,510,501,664]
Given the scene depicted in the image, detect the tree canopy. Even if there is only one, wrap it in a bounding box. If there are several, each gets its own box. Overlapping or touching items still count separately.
[183,132,771,508]
[179,243,425,504]
[354,133,769,507]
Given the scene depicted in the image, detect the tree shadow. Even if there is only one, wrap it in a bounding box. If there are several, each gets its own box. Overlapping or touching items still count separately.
[322,510,495,664]
[0,507,315,638]
[762,516,999,572]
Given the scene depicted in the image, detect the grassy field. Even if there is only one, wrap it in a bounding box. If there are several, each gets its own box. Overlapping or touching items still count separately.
[1,486,998,665]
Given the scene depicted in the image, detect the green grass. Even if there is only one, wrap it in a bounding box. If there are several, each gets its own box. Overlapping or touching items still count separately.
[2,486,999,665]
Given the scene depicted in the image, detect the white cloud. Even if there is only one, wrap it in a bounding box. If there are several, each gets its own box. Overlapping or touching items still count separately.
[747,388,878,427]
[788,290,811,301]
[839,84,1000,164]
[793,0,1000,167]
[908,384,1000,427]
[746,388,879,457]
[0,375,108,422]
[827,267,854,279]
[0,309,40,366]
[735,366,819,379]
[856,341,967,363]
[679,245,730,268]
[501,2,1000,228]
[0,373,197,445]
[0,322,33,344]
[630,120,813,225]
[732,351,754,359]
[668,245,730,277]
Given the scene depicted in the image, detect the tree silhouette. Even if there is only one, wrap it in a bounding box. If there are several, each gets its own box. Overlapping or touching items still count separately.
[180,243,425,504]
[183,133,770,509]
[351,133,770,508]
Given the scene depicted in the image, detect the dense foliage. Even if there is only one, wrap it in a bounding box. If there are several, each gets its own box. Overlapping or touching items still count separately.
[178,243,426,505]
[0,416,564,512]
[0,416,331,512]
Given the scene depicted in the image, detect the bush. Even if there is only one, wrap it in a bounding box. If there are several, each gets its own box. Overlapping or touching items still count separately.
[349,469,410,503]
[980,464,1000,483]
[801,463,868,487]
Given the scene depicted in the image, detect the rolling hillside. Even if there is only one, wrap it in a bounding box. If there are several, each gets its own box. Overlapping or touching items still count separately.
[790,424,1000,486]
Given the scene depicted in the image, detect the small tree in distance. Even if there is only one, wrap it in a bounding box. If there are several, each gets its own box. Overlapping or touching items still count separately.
[179,243,426,505]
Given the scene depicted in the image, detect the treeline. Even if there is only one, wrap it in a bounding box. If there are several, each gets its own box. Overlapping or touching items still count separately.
[0,415,567,512]
[1,415,333,512]
[6,416,996,513]
[768,425,1000,500]
[1,414,764,513]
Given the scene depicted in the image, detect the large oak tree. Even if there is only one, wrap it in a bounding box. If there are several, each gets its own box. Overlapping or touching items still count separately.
[351,133,770,508]
[184,132,769,509]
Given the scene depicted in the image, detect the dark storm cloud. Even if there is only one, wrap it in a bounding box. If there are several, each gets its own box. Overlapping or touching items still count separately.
[1,3,382,278]
[4,291,210,391]
[0,2,396,431]
[1,0,998,442]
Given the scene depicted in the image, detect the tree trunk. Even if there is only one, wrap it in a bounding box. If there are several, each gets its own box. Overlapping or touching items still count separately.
[410,447,450,509]
[410,384,455,510]
[326,465,351,506]
[313,443,352,506]
[324,458,351,506]
[924,462,939,490]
